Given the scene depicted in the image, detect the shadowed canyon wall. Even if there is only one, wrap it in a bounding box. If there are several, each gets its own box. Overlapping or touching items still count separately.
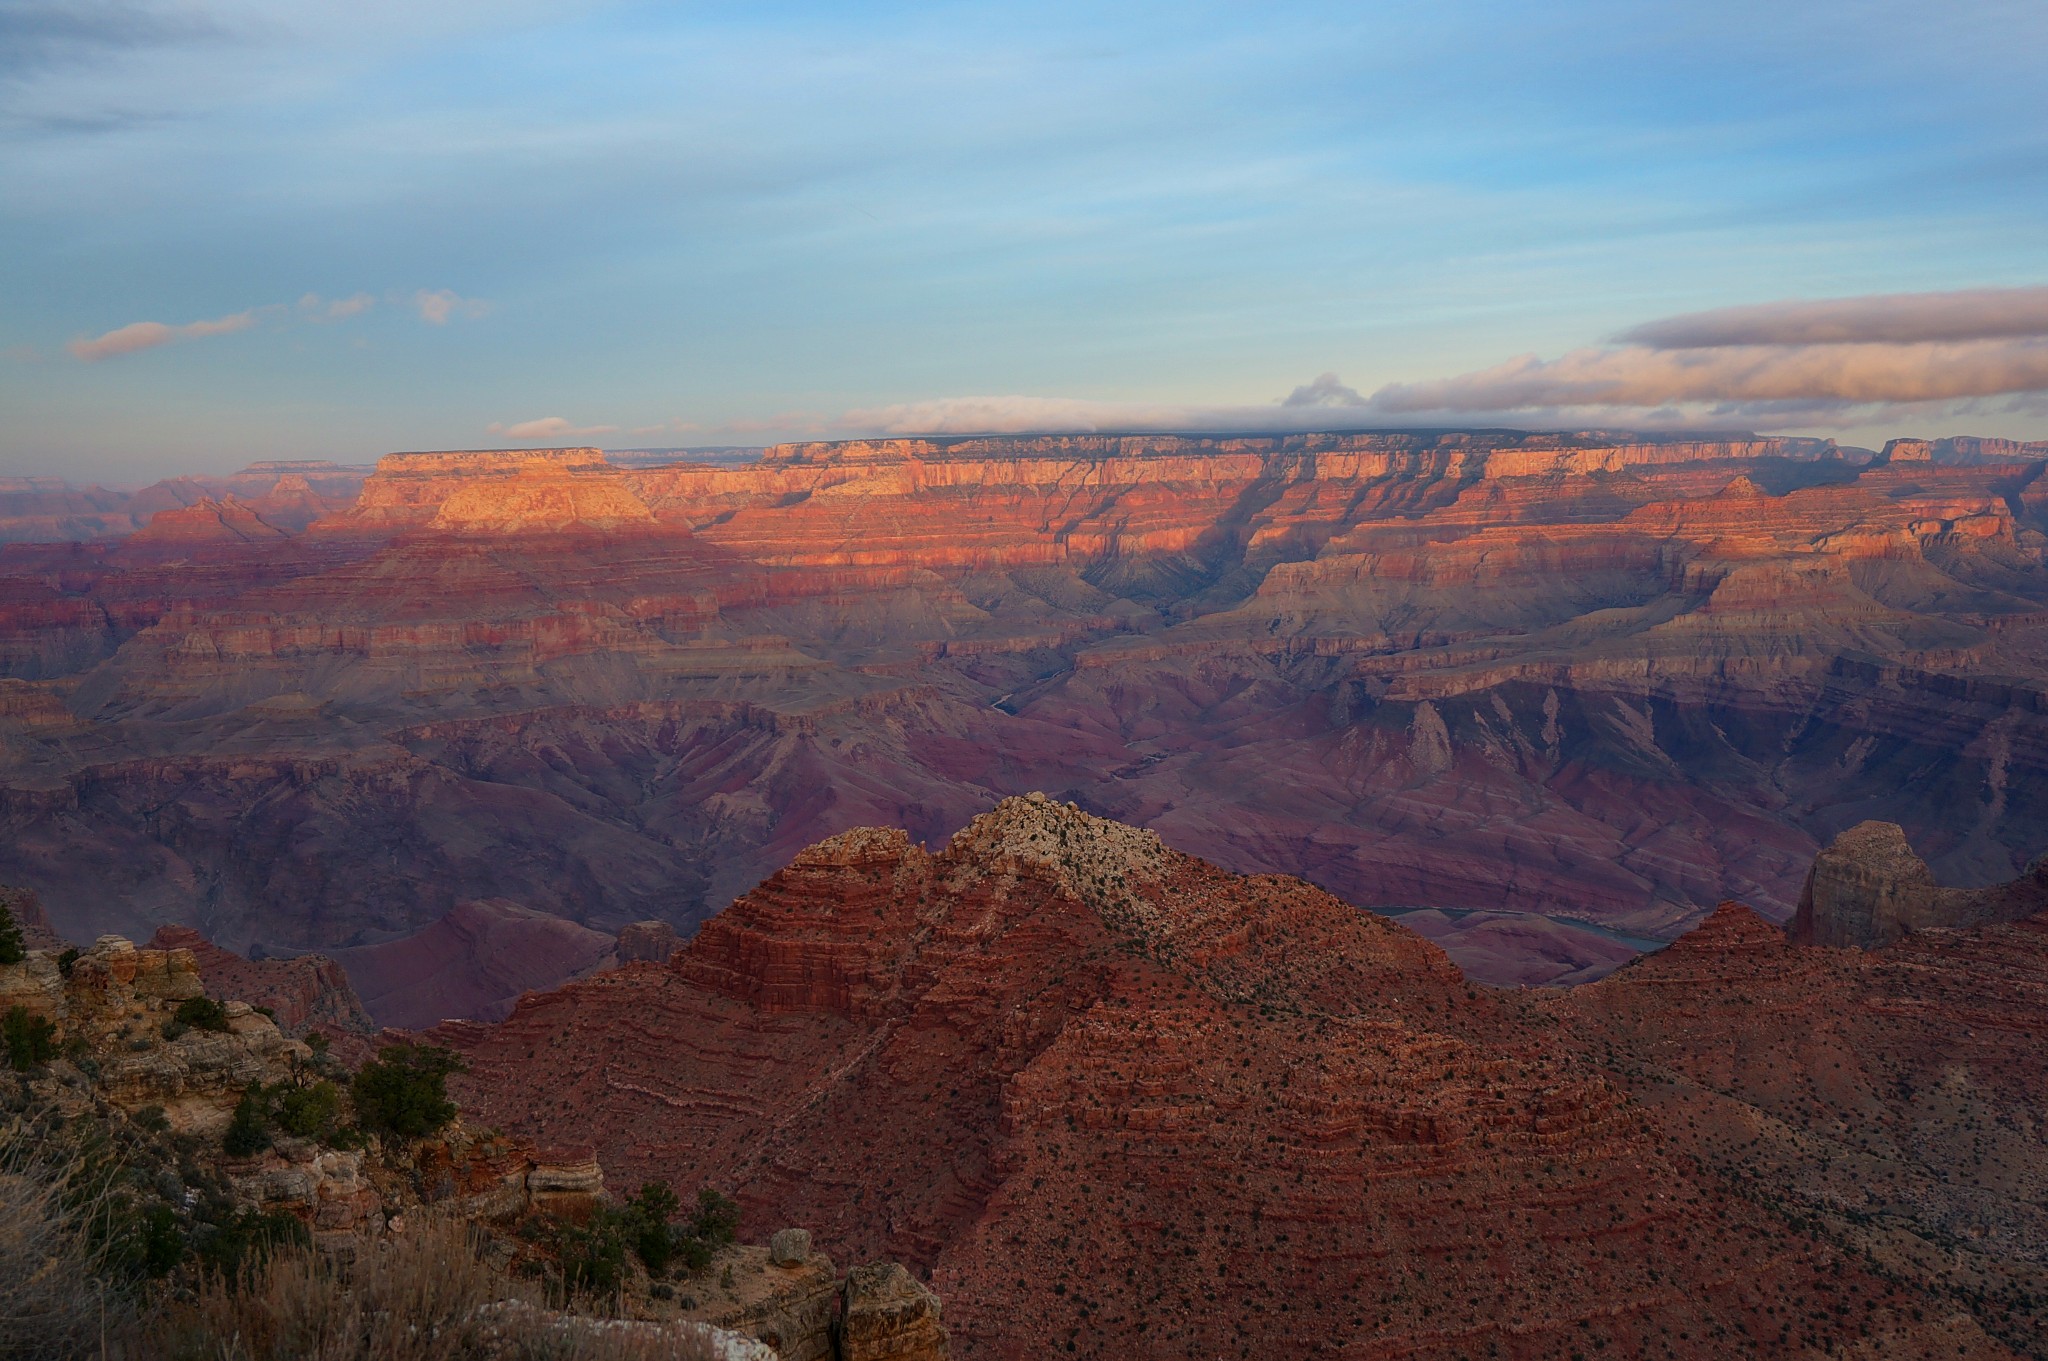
[0,431,2043,989]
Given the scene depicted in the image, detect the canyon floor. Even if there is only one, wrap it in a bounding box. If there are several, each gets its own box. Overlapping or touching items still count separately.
[0,430,2044,1000]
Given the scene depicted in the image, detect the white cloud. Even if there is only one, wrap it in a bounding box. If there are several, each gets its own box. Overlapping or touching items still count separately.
[67,307,263,361]
[413,288,488,325]
[485,415,619,441]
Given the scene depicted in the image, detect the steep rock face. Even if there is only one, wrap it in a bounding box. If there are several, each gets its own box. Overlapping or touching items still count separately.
[1789,820,2048,948]
[1553,900,2048,1354]
[440,800,2002,1359]
[0,431,2044,983]
[840,1262,949,1361]
[340,448,653,532]
[0,882,66,950]
[145,923,375,1037]
[327,898,620,1029]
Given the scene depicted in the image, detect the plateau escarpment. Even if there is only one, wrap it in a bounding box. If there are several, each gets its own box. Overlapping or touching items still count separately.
[0,431,2043,989]
[439,798,2037,1358]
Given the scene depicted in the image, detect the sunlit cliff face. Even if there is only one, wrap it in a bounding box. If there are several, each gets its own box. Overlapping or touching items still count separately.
[0,431,2041,995]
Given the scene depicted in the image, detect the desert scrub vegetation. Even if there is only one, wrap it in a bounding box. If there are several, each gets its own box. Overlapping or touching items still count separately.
[528,1181,741,1298]
[2,1129,740,1361]
[152,1216,740,1361]
[351,1042,463,1140]
[0,1122,136,1359]
[4,1004,58,1071]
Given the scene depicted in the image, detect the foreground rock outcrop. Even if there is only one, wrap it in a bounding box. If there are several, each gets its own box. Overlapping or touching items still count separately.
[1789,819,2048,947]
[439,797,2028,1358]
[2,915,948,1359]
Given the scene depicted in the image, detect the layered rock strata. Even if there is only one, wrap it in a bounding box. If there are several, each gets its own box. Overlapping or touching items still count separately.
[440,798,2014,1358]
[0,431,2043,985]
[1788,819,2048,948]
[145,922,374,1037]
[1553,902,2048,1353]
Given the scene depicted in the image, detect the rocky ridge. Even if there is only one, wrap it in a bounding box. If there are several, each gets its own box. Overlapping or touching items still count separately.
[440,796,2024,1358]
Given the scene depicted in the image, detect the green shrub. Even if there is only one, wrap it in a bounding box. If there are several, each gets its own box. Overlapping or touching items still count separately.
[624,1180,682,1274]
[3,1005,58,1071]
[0,899,22,966]
[350,1043,462,1140]
[690,1187,739,1248]
[55,947,79,978]
[160,1019,189,1041]
[272,1080,343,1141]
[670,1186,741,1273]
[558,1207,630,1296]
[222,1087,273,1158]
[193,1207,307,1278]
[174,996,231,1033]
[136,1203,186,1276]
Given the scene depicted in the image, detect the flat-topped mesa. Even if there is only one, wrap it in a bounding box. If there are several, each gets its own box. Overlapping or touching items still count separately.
[1788,819,2048,948]
[757,429,1843,476]
[1883,435,2048,466]
[336,447,656,533]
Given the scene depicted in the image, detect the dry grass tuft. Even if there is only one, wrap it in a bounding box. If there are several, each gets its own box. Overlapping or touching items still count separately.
[151,1217,739,1361]
[0,1120,134,1360]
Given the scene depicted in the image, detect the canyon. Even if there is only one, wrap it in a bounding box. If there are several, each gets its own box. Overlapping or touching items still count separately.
[433,795,2047,1358]
[0,429,2042,997]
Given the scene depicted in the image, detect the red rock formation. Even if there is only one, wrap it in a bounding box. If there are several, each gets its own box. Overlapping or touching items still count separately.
[438,800,2015,1358]
[0,462,365,543]
[1552,901,2048,1353]
[1788,819,2048,948]
[328,898,619,1029]
[143,923,375,1037]
[0,432,2042,985]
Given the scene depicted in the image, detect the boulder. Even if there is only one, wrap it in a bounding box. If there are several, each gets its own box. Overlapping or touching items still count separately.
[769,1227,813,1267]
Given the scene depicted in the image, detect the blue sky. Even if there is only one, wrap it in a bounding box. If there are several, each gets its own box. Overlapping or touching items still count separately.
[3,0,2046,479]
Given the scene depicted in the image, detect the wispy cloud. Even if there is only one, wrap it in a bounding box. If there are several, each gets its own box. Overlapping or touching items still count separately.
[300,291,375,320]
[65,283,477,362]
[67,307,264,361]
[485,416,619,441]
[412,289,488,325]
[1620,285,2048,348]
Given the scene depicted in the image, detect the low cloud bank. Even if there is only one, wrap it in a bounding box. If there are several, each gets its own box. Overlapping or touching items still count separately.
[848,285,2048,437]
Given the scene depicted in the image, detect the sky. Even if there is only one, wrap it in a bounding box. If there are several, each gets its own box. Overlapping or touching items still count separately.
[3,0,2046,480]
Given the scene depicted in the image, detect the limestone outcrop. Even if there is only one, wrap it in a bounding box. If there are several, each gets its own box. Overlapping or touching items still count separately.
[840,1263,948,1361]
[147,923,375,1038]
[1788,819,2048,948]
